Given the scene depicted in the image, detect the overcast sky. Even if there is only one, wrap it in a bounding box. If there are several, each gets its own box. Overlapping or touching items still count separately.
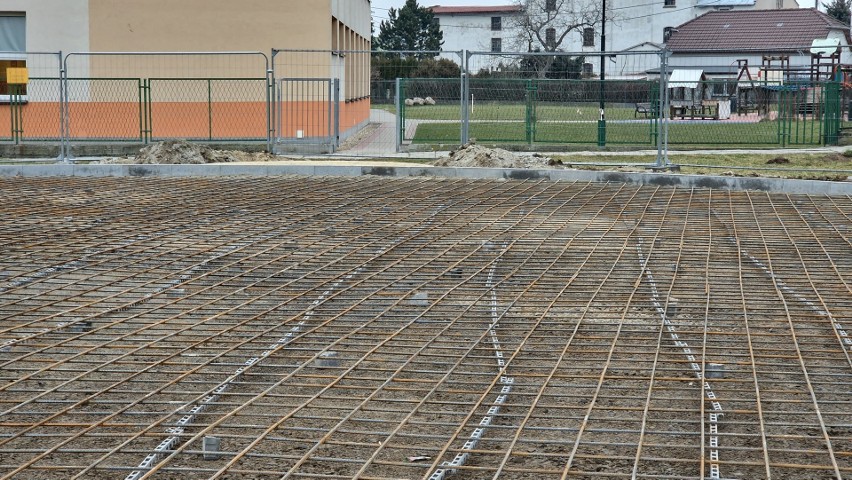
[371,0,818,25]
[371,0,501,25]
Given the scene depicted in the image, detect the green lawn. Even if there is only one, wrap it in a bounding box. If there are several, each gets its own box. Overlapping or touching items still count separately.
[410,119,828,147]
[379,102,831,147]
[377,103,642,121]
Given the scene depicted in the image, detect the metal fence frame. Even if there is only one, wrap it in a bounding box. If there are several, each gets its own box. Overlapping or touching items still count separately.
[60,51,272,161]
[0,48,846,164]
[461,49,672,165]
[0,51,63,146]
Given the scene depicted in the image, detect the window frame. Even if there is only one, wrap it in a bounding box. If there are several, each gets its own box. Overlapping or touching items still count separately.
[491,16,502,31]
[545,27,556,49]
[491,37,502,52]
[582,27,595,47]
[0,14,27,102]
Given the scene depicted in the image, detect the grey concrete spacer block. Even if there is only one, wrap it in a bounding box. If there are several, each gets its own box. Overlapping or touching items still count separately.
[706,363,725,379]
[314,351,340,368]
[202,436,221,460]
[70,321,92,333]
[410,291,429,306]
[666,297,679,318]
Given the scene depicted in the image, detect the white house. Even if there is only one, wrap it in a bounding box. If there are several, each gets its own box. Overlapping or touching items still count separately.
[597,0,800,54]
[430,5,523,63]
[430,1,800,76]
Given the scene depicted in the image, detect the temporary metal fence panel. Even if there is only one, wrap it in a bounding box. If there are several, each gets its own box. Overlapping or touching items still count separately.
[0,48,848,161]
[65,78,144,142]
[460,77,661,146]
[272,49,373,152]
[148,78,268,142]
[61,52,270,158]
[275,78,338,154]
[0,52,62,144]
[416,50,667,150]
[398,77,463,148]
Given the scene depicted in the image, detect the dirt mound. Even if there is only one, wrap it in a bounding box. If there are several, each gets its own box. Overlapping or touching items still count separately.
[136,141,240,164]
[101,141,277,164]
[433,144,558,169]
[766,156,790,164]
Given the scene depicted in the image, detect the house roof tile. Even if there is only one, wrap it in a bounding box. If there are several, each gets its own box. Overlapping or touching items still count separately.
[667,8,851,53]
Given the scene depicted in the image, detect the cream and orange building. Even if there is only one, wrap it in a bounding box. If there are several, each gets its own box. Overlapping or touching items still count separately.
[0,0,371,144]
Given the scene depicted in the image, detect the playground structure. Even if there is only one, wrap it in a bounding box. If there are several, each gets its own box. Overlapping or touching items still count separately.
[734,39,844,119]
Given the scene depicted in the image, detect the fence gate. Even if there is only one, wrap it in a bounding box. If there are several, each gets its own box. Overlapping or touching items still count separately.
[275,78,339,154]
[822,81,842,146]
[776,83,839,146]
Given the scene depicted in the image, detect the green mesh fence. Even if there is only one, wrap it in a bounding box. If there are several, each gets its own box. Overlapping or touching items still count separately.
[401,76,842,149]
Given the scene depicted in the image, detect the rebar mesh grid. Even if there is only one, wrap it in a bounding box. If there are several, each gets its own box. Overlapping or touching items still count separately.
[0,176,849,480]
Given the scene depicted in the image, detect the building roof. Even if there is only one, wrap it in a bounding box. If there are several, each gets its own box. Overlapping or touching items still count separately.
[669,69,705,89]
[429,5,522,15]
[667,8,851,53]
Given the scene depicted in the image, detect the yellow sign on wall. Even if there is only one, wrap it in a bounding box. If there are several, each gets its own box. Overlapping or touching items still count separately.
[6,68,28,85]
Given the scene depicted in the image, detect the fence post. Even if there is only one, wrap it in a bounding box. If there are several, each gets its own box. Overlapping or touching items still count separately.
[333,78,340,151]
[525,79,538,145]
[267,49,275,153]
[10,85,19,144]
[395,77,403,153]
[460,50,470,145]
[60,53,72,162]
[207,79,213,141]
[56,51,65,163]
[655,49,670,168]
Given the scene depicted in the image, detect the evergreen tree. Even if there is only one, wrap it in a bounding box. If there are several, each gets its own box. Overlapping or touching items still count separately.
[824,0,852,25]
[374,0,443,56]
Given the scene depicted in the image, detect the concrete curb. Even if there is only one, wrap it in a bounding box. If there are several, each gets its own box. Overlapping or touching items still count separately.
[0,164,849,195]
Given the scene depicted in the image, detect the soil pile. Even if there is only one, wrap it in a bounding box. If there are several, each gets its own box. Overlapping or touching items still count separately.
[101,141,277,164]
[434,144,559,169]
[136,141,239,164]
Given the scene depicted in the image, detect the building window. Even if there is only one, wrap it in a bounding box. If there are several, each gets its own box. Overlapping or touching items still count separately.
[664,0,676,6]
[545,28,556,48]
[491,38,502,52]
[582,27,595,47]
[491,16,502,31]
[0,14,26,98]
[546,0,557,12]
[663,27,675,42]
[583,62,594,77]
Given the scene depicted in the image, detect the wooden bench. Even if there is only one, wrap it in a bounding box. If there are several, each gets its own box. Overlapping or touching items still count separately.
[635,102,653,118]
[670,101,719,120]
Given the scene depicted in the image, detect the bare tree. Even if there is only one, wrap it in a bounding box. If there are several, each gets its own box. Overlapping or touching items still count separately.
[508,0,603,77]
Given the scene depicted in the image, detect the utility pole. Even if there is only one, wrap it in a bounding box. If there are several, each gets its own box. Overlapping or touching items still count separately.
[597,0,606,147]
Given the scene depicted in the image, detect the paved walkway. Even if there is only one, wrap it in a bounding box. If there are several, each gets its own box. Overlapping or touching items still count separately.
[342,109,398,156]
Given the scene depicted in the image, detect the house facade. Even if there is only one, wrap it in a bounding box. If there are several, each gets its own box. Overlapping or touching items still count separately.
[429,1,799,77]
[431,5,523,61]
[598,0,800,54]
